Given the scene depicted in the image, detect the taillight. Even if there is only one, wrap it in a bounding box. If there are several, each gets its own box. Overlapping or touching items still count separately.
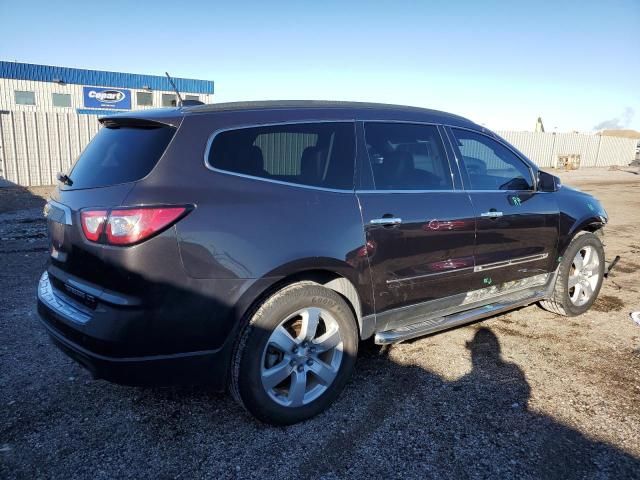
[106,207,186,245]
[81,206,188,246]
[81,210,108,242]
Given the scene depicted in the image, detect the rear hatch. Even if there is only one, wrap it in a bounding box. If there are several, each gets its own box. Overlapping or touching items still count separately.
[46,115,180,291]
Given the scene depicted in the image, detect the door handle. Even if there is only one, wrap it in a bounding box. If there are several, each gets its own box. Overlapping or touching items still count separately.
[370,217,403,226]
[480,210,503,218]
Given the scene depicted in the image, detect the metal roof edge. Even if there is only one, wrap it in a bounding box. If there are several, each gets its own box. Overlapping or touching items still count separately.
[0,61,214,94]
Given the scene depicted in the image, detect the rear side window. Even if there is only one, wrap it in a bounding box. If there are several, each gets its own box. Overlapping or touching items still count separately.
[364,122,453,190]
[450,128,533,191]
[65,123,175,189]
[208,122,356,190]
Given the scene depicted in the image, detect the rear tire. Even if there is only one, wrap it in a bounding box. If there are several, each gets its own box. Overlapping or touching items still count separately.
[230,282,358,425]
[540,231,605,316]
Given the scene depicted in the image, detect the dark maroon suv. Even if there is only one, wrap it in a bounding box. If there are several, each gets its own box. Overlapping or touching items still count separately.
[37,101,608,424]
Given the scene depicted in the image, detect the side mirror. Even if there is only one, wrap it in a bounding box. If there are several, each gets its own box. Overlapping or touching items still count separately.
[537,170,560,192]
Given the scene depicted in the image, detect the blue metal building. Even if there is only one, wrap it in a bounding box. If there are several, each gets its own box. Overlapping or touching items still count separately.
[0,61,214,114]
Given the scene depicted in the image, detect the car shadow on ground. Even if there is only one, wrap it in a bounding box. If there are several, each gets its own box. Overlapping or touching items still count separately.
[96,326,638,479]
[295,327,640,479]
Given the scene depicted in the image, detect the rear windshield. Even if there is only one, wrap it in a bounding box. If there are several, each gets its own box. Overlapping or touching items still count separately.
[64,123,175,189]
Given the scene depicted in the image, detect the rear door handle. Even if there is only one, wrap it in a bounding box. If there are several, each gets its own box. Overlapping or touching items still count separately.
[480,210,503,218]
[370,217,403,225]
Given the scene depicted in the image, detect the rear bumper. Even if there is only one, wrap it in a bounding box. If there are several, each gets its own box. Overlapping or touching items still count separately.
[36,271,233,388]
[39,315,226,387]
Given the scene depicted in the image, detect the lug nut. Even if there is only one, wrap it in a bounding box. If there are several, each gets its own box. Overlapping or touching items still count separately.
[309,347,316,353]
[306,359,314,366]
[302,341,308,347]
[297,365,304,372]
[292,346,298,353]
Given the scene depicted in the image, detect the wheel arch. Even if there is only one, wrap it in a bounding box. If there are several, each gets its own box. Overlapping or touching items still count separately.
[540,224,605,317]
[234,260,373,341]
[558,214,606,258]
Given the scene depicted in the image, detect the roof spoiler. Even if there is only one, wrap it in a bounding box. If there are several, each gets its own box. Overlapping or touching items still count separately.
[99,117,177,129]
[181,99,205,106]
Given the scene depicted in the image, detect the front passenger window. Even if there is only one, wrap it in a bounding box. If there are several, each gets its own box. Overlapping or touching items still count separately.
[450,129,533,191]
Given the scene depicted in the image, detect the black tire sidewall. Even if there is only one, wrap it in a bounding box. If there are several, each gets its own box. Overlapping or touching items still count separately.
[559,233,605,316]
[236,284,358,425]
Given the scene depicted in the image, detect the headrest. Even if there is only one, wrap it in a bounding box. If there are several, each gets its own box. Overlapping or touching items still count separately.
[237,145,265,175]
[301,146,325,180]
[381,151,414,177]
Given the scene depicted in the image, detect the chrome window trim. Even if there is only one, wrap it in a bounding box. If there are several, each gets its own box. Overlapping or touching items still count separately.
[442,126,467,190]
[203,119,357,194]
[445,125,538,192]
[360,120,459,192]
[356,189,467,194]
[385,252,549,284]
[464,190,538,194]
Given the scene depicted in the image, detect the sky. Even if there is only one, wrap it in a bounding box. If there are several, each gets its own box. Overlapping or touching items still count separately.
[1,0,639,132]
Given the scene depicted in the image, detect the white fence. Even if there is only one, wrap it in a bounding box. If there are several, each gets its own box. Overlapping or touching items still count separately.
[0,111,638,187]
[497,130,638,169]
[0,111,100,186]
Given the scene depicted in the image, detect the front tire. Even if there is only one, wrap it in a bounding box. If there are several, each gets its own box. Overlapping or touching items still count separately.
[540,231,605,316]
[231,282,358,425]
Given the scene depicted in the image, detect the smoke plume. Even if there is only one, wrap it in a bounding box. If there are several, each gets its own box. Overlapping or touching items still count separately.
[593,107,634,130]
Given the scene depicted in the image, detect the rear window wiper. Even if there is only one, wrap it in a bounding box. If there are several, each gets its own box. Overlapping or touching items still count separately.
[56,172,73,186]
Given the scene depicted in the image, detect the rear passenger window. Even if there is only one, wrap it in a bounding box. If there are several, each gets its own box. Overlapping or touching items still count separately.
[364,123,452,190]
[450,129,533,191]
[208,123,355,190]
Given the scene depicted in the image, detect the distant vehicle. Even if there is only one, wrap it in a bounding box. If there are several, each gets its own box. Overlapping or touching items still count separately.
[37,101,608,425]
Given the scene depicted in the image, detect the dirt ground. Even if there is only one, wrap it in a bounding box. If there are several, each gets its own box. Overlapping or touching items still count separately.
[0,168,639,479]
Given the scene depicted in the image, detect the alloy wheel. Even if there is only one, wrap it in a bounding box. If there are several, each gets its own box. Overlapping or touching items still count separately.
[260,307,343,407]
[568,245,601,307]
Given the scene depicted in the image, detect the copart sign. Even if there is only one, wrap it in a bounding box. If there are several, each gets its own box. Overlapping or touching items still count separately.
[83,86,131,109]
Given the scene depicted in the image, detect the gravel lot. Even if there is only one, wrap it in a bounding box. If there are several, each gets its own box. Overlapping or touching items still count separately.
[1,169,639,479]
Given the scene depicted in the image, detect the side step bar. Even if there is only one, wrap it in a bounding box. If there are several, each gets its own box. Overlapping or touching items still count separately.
[374,293,545,345]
